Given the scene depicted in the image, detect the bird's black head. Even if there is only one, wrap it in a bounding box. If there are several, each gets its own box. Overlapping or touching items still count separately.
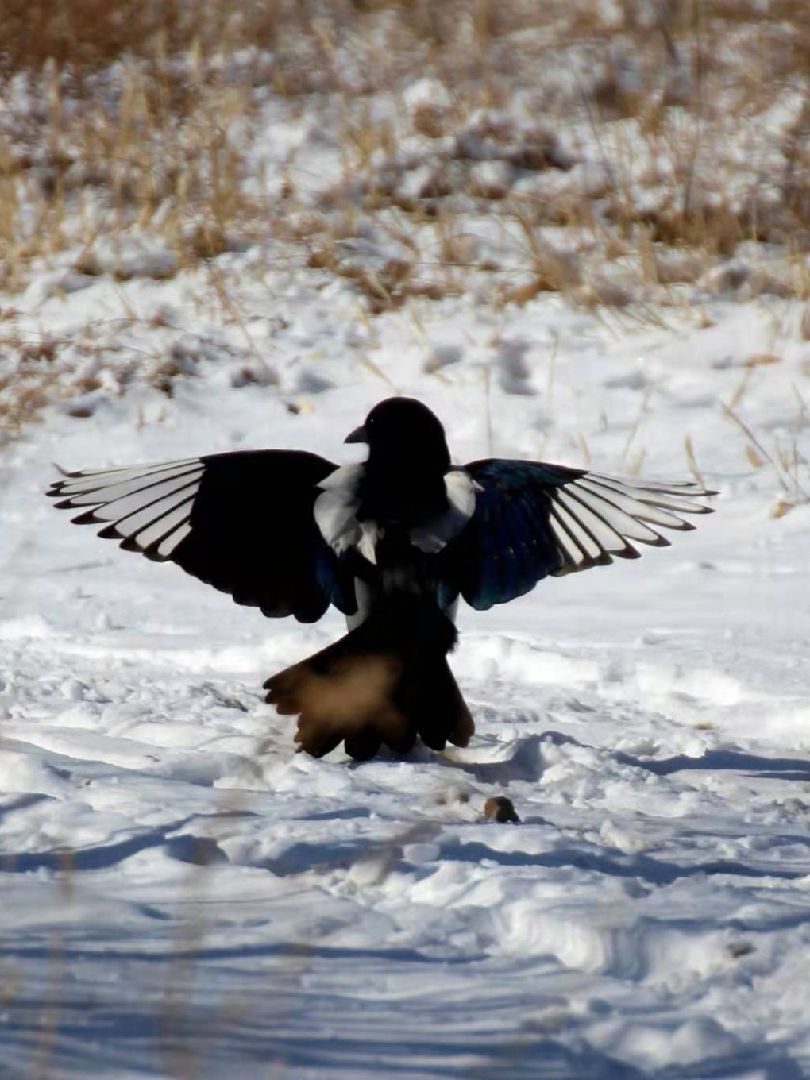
[345,397,451,474]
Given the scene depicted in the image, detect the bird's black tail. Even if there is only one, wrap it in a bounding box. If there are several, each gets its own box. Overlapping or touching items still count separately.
[264,596,474,760]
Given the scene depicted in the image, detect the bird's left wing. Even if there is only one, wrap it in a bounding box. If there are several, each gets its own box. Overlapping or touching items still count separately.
[439,458,715,611]
[48,449,356,622]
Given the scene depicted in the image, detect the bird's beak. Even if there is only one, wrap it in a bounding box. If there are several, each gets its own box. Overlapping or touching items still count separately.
[344,425,367,444]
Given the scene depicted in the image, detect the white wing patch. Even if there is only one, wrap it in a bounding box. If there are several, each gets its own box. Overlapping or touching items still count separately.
[547,471,713,574]
[314,464,382,562]
[50,458,204,560]
[410,469,481,554]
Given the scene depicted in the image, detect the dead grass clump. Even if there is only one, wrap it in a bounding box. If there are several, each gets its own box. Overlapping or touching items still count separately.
[1,0,809,326]
[265,0,809,313]
[723,396,810,520]
[1,0,183,77]
[307,241,451,313]
[0,336,66,442]
[0,50,271,290]
[0,1,315,86]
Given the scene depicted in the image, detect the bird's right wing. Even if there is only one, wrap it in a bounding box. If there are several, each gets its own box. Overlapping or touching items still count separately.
[440,458,715,611]
[47,449,356,622]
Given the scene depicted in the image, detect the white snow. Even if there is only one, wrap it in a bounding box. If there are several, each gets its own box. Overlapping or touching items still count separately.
[2,73,810,1080]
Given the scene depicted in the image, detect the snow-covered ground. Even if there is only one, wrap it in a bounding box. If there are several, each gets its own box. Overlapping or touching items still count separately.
[2,40,810,1074]
[3,263,810,1078]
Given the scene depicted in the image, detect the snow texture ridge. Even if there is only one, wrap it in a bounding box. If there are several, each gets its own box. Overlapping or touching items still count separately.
[2,49,810,1080]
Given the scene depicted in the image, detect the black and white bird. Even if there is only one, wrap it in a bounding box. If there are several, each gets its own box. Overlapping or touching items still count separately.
[48,397,715,760]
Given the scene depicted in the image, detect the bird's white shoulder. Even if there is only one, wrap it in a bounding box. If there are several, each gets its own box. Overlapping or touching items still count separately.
[410,469,481,554]
[313,463,380,563]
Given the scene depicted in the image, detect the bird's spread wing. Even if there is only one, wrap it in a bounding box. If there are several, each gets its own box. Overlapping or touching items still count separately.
[440,459,716,611]
[48,449,356,622]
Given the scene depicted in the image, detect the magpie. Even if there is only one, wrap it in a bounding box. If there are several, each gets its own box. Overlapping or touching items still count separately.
[47,397,715,761]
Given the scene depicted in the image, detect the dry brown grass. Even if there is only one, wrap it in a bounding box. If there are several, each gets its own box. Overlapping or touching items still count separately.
[0,1,315,82]
[0,0,809,436]
[1,1,808,285]
[298,0,810,314]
